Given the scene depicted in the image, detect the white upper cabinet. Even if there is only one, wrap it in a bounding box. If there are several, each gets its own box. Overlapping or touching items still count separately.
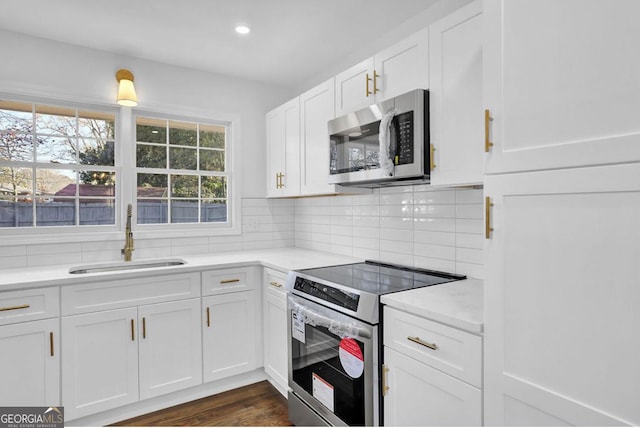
[483,0,640,174]
[300,78,336,195]
[335,29,428,116]
[266,97,300,197]
[429,1,483,186]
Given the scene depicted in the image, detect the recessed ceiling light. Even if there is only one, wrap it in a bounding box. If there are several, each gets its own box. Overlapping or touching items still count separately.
[235,25,250,35]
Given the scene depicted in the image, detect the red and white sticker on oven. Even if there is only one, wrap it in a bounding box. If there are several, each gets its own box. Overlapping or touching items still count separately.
[338,338,364,378]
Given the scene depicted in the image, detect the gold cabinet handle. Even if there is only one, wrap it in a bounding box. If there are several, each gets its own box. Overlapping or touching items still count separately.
[382,364,390,396]
[206,307,211,327]
[275,172,285,189]
[279,172,285,188]
[407,336,438,350]
[366,73,372,97]
[269,281,283,288]
[142,317,146,339]
[0,304,30,312]
[131,319,135,341]
[485,196,494,239]
[49,332,54,357]
[220,278,240,284]
[484,109,494,152]
[430,145,436,171]
[373,70,380,94]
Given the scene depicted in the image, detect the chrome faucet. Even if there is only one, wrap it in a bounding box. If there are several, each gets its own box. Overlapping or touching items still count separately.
[121,203,134,261]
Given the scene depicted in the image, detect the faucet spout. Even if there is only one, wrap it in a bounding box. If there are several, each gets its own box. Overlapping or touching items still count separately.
[122,203,134,261]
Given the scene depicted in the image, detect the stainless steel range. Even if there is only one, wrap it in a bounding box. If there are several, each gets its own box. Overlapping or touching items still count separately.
[286,261,466,426]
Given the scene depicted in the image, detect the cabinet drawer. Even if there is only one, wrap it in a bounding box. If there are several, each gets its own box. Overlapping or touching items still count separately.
[62,272,200,316]
[383,306,482,387]
[0,287,59,325]
[264,268,287,296]
[202,266,257,296]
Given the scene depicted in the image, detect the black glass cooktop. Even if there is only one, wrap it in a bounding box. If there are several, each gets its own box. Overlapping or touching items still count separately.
[297,260,466,296]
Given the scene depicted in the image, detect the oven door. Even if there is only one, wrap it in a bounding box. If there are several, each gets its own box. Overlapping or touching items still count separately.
[287,294,378,426]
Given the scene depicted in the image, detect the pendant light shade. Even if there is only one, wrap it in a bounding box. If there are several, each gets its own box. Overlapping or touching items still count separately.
[116,69,138,107]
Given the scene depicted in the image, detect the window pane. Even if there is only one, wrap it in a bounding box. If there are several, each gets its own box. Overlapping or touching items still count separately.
[36,169,75,201]
[201,199,227,223]
[0,198,33,227]
[201,176,226,198]
[78,171,115,192]
[0,167,33,197]
[136,117,166,144]
[169,147,197,170]
[80,199,115,225]
[171,174,198,198]
[35,105,76,136]
[0,132,34,162]
[200,124,225,149]
[137,199,168,224]
[37,136,76,163]
[137,144,166,168]
[137,173,168,197]
[0,100,32,130]
[169,121,197,146]
[37,197,75,226]
[78,110,115,139]
[199,149,225,172]
[171,199,198,223]
[79,139,114,166]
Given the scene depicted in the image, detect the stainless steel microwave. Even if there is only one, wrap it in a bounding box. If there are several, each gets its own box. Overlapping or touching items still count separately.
[328,89,429,187]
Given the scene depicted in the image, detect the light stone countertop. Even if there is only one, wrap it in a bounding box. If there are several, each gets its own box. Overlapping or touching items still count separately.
[0,248,362,291]
[0,248,483,334]
[381,278,484,334]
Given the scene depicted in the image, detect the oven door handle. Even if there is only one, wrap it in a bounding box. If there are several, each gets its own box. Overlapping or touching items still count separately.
[290,297,372,341]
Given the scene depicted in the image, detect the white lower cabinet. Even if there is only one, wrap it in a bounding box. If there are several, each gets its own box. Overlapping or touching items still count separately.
[384,347,481,426]
[62,299,202,420]
[138,299,202,400]
[0,318,60,406]
[383,306,482,426]
[484,164,640,426]
[262,268,288,396]
[202,291,257,382]
[62,307,139,419]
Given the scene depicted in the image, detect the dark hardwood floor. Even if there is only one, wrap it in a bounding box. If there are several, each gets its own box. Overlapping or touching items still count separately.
[111,381,292,427]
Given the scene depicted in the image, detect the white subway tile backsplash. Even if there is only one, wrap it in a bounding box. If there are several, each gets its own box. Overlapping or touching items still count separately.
[294,186,484,279]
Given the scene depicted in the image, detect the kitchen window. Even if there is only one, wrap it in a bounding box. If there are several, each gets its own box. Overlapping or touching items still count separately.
[135,116,229,225]
[0,99,117,228]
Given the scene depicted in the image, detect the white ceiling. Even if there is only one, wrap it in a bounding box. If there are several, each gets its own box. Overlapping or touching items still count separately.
[0,0,442,90]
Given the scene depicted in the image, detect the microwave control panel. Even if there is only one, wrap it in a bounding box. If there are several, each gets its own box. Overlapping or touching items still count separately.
[393,111,414,165]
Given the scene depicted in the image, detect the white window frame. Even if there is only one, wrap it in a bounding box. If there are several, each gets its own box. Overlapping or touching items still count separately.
[0,93,122,244]
[131,110,239,235]
[0,94,242,246]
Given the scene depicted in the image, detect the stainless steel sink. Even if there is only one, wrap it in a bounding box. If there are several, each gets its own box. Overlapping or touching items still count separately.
[69,258,186,274]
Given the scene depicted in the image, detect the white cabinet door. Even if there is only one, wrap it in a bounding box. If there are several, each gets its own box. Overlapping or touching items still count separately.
[483,0,640,174]
[429,1,483,186]
[374,28,428,102]
[62,308,139,420]
[203,291,257,382]
[334,57,375,117]
[262,269,288,396]
[484,164,640,426]
[335,30,428,117]
[0,318,59,406]
[266,98,300,197]
[300,78,337,196]
[384,346,481,426]
[138,298,202,400]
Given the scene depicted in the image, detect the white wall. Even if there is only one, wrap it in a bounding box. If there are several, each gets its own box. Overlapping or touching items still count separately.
[0,29,296,198]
